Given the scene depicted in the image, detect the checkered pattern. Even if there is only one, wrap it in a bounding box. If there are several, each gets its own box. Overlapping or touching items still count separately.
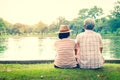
[54,38,77,68]
[76,30,104,69]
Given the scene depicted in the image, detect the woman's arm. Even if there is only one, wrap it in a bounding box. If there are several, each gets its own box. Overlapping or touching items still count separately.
[100,47,103,53]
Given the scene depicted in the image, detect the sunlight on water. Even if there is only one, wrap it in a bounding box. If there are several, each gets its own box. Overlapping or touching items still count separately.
[0,37,120,60]
[0,37,56,60]
[103,39,114,59]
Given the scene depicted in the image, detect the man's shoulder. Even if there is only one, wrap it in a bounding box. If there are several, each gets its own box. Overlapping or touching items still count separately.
[92,32,102,38]
[94,32,102,36]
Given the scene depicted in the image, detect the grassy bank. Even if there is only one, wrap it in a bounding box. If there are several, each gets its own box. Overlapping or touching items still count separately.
[0,63,120,80]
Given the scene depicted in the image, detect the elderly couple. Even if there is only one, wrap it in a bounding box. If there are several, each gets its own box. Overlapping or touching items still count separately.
[54,18,104,69]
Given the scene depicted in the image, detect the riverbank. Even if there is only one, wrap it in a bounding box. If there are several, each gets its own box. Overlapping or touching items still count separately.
[0,63,120,80]
[0,59,120,64]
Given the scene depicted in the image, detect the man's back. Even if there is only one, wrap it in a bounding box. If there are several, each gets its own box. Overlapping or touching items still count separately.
[76,30,104,69]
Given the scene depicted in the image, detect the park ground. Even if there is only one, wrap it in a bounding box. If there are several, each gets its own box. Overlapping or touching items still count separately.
[0,63,120,80]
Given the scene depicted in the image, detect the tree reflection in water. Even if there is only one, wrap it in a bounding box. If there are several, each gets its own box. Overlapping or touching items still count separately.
[0,36,120,60]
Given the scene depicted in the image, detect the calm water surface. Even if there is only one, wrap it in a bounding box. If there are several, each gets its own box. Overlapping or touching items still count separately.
[0,36,120,60]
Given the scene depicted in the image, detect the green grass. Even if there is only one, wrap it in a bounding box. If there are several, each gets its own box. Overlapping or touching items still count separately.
[0,63,120,80]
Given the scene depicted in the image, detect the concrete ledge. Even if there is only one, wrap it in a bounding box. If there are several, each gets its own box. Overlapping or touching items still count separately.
[105,59,120,63]
[0,60,120,64]
[0,60,54,64]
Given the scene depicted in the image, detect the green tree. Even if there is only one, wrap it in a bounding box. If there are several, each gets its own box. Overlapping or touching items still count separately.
[12,23,25,34]
[34,21,48,34]
[88,6,103,19]
[56,16,69,27]
[107,0,120,33]
[0,18,6,35]
[108,17,120,33]
[70,6,103,37]
[3,21,13,34]
[48,22,57,33]
[78,9,89,19]
[24,25,33,34]
[111,0,120,18]
[116,28,120,36]
[48,16,69,33]
[70,18,84,37]
[78,6,103,19]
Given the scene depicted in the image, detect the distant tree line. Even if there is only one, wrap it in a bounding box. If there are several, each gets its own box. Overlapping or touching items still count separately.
[0,0,120,37]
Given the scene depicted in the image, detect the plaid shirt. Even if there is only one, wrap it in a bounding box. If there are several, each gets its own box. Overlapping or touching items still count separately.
[54,38,77,68]
[76,30,104,69]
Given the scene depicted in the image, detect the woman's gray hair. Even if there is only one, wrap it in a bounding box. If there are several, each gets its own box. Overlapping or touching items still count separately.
[84,18,95,30]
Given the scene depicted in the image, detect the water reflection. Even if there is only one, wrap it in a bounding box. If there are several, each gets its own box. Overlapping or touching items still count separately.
[0,37,7,54]
[102,39,114,59]
[103,37,120,59]
[0,37,56,60]
[0,36,120,60]
[109,37,120,59]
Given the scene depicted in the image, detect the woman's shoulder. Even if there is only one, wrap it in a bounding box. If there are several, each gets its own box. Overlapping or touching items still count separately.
[55,39,61,43]
[69,39,75,41]
[68,39,76,44]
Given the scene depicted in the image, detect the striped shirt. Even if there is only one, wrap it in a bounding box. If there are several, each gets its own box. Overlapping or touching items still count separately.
[76,30,104,69]
[54,38,77,68]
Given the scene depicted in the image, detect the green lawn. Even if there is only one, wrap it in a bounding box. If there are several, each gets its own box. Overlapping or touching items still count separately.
[0,63,120,80]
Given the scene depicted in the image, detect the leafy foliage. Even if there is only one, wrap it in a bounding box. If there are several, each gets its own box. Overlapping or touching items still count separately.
[0,0,120,37]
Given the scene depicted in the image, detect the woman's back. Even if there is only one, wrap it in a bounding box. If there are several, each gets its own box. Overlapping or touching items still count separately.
[54,38,77,68]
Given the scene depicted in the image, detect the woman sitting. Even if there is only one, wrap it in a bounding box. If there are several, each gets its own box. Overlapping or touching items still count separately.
[54,25,78,68]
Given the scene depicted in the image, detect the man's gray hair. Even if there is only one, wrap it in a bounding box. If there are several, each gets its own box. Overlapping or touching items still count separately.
[84,18,95,30]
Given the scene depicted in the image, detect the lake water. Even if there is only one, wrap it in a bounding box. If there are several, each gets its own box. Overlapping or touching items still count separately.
[0,36,120,61]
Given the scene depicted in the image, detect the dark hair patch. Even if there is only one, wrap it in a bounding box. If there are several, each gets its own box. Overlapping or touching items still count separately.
[86,25,94,30]
[58,32,70,39]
